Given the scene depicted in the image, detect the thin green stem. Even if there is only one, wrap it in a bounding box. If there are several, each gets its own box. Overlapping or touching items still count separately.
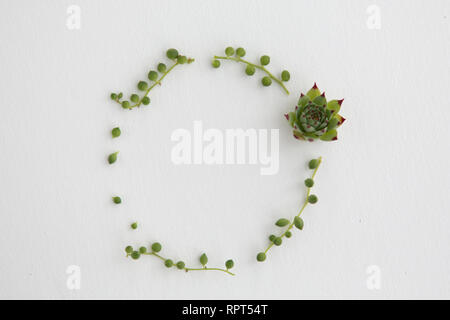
[263,157,323,256]
[129,251,235,276]
[214,55,290,95]
[185,267,235,276]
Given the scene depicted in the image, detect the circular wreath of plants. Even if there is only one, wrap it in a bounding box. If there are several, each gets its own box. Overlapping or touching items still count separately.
[108,47,346,276]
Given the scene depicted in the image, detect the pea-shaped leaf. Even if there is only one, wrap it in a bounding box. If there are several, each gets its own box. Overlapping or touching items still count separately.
[200,253,208,266]
[275,218,290,227]
[294,216,304,230]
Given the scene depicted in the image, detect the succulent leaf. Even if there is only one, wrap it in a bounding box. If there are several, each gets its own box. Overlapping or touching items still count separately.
[293,130,305,140]
[306,83,321,100]
[298,94,311,108]
[326,100,341,114]
[319,129,338,141]
[312,93,327,107]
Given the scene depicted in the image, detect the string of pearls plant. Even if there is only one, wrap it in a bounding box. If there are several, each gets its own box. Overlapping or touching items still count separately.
[108,48,235,276]
[106,46,345,276]
[212,46,291,94]
[256,157,322,262]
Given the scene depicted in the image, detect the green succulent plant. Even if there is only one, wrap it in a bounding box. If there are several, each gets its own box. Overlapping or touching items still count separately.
[285,83,345,142]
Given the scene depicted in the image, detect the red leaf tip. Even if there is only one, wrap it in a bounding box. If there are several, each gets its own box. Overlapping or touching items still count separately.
[337,99,344,105]
[284,114,289,120]
[312,82,318,89]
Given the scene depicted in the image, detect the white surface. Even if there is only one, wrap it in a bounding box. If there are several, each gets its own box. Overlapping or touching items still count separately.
[0,0,449,299]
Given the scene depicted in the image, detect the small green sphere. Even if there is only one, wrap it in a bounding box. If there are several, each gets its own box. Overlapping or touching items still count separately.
[281,70,290,81]
[274,237,282,246]
[245,65,255,76]
[236,47,246,57]
[304,178,314,188]
[165,259,174,268]
[125,246,133,254]
[130,94,139,103]
[141,96,150,105]
[200,253,208,266]
[308,159,319,169]
[260,55,270,66]
[269,234,276,242]
[110,93,117,100]
[151,242,162,253]
[212,60,220,68]
[111,127,121,138]
[225,47,234,56]
[112,196,121,204]
[285,231,292,238]
[118,92,123,99]
[131,222,138,229]
[166,48,179,60]
[256,252,266,262]
[139,246,147,254]
[108,152,118,164]
[261,76,272,86]
[121,101,130,109]
[137,81,148,91]
[148,70,158,81]
[225,259,234,269]
[177,56,187,64]
[157,63,167,73]
[131,251,140,260]
[308,194,318,204]
[176,261,185,269]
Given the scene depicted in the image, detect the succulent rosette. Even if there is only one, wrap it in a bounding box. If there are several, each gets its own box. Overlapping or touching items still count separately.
[285,83,345,142]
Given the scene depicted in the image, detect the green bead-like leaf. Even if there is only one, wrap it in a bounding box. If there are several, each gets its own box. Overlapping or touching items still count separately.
[275,218,290,227]
[225,259,234,269]
[274,237,282,246]
[111,127,121,138]
[108,152,119,164]
[319,129,338,141]
[256,252,266,262]
[151,242,162,253]
[294,216,304,230]
[139,246,147,254]
[200,253,208,266]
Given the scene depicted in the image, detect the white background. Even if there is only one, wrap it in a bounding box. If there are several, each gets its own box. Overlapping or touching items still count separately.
[0,0,449,299]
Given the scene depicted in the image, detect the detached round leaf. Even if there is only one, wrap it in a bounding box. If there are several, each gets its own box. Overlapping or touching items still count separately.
[111,127,121,138]
[165,259,173,268]
[108,152,118,164]
[275,218,290,227]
